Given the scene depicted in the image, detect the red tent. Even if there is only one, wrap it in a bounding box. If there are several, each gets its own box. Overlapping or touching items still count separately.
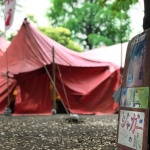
[0,37,10,58]
[0,20,121,115]
[0,37,15,114]
[83,42,128,68]
[0,50,3,58]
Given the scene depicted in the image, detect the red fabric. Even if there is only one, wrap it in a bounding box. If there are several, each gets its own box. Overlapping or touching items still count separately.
[0,21,122,114]
[0,76,16,113]
[0,51,3,58]
[0,37,10,58]
[55,66,120,114]
[0,22,116,74]
[0,38,12,113]
[14,69,52,114]
[82,43,128,68]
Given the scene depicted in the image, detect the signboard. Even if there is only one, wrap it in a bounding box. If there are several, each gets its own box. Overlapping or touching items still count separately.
[117,31,150,150]
[121,87,149,108]
[118,110,144,150]
[126,34,146,87]
[4,0,16,31]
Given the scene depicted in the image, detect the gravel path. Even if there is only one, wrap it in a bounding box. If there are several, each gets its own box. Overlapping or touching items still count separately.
[0,114,118,150]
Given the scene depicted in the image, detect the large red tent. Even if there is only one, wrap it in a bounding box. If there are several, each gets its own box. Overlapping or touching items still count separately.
[0,37,14,114]
[0,20,122,115]
[0,37,10,58]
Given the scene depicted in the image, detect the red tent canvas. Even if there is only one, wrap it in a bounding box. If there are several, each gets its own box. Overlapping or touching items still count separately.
[0,20,122,115]
[83,42,128,68]
[0,37,12,113]
[0,37,10,58]
[0,50,3,58]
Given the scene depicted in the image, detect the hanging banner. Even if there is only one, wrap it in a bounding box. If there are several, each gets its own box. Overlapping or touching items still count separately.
[4,0,16,31]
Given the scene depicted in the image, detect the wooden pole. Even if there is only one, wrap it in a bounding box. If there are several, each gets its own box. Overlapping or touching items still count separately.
[143,1,150,146]
[52,47,57,114]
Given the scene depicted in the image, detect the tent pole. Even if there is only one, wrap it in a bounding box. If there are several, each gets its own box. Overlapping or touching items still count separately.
[52,47,57,114]
[4,31,11,115]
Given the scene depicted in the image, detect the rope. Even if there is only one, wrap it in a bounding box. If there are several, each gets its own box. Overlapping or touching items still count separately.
[56,64,72,114]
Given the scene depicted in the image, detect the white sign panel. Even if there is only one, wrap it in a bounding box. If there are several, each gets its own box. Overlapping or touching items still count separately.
[4,0,16,31]
[118,110,144,150]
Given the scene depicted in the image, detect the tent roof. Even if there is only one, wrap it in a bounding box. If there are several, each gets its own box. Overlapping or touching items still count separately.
[0,37,10,58]
[0,20,122,115]
[0,21,119,75]
[81,43,128,68]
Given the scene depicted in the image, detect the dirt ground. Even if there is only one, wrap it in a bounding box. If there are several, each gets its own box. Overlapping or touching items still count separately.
[0,114,118,150]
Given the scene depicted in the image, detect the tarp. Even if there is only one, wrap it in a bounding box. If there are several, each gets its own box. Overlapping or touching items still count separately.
[0,37,13,114]
[83,43,128,68]
[0,20,122,115]
[0,76,16,113]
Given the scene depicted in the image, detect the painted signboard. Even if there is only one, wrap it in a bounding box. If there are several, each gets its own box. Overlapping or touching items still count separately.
[118,31,149,150]
[118,110,144,150]
[126,34,146,87]
[120,87,149,108]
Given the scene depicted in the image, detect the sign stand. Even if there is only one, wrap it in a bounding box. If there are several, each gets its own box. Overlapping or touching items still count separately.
[117,29,150,150]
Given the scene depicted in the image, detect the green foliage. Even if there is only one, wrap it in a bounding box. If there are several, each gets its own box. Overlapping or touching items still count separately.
[7,33,15,41]
[47,0,138,49]
[0,0,4,5]
[0,30,4,36]
[88,34,113,47]
[39,26,83,52]
[27,14,37,24]
[109,0,138,12]
[0,0,4,17]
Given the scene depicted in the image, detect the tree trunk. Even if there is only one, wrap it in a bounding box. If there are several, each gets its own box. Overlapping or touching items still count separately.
[143,0,150,30]
[85,24,93,50]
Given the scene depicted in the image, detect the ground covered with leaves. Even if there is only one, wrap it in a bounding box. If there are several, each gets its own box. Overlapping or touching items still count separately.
[0,114,118,150]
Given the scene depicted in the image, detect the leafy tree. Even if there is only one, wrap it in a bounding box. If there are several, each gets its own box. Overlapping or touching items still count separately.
[0,0,4,5]
[1,10,83,52]
[6,33,14,41]
[46,0,138,49]
[39,26,83,52]
[27,14,83,52]
[27,14,38,25]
